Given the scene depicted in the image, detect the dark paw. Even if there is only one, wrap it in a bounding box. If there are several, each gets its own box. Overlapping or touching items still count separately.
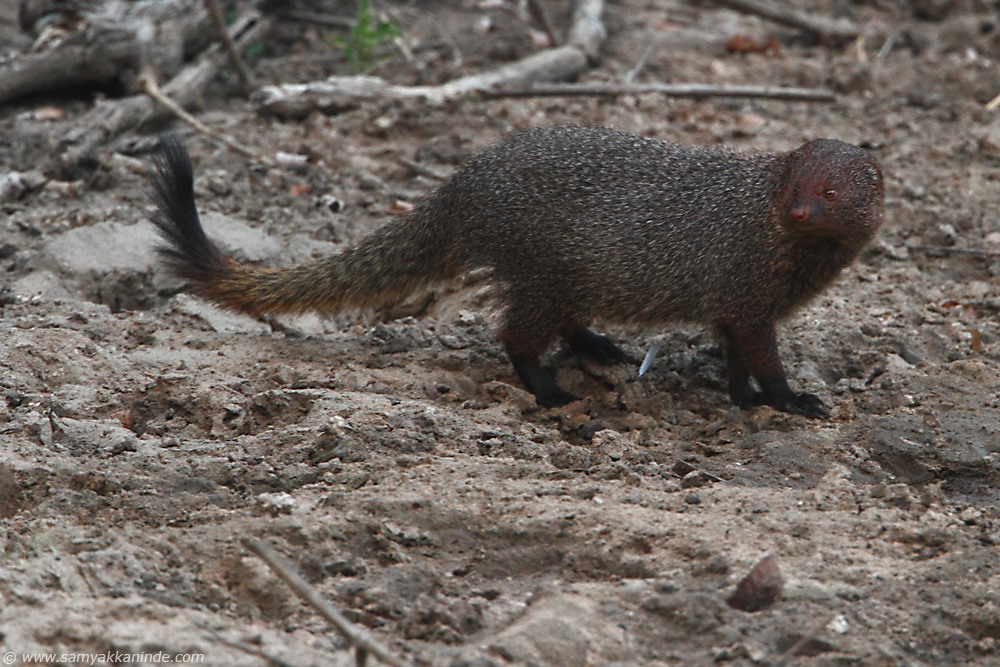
[729,385,763,409]
[732,389,829,419]
[771,392,829,419]
[567,328,628,365]
[534,387,583,408]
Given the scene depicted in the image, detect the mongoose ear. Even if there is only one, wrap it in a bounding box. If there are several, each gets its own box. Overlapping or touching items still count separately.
[861,164,884,190]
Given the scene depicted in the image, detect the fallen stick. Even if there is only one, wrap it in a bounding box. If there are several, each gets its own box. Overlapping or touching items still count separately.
[204,0,254,89]
[773,614,838,666]
[255,0,604,118]
[46,12,269,179]
[907,244,1000,258]
[715,0,860,43]
[485,81,837,103]
[622,44,654,85]
[140,70,273,165]
[526,0,561,46]
[0,0,210,106]
[277,9,353,28]
[197,623,299,667]
[243,538,415,667]
[398,157,448,181]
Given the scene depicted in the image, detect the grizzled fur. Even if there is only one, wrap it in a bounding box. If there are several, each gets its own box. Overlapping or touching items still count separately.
[149,126,884,417]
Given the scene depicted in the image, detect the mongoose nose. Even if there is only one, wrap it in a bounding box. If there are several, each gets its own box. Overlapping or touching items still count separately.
[790,207,809,222]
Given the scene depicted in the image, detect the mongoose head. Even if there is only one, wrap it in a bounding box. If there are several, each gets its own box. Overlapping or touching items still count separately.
[777,139,884,245]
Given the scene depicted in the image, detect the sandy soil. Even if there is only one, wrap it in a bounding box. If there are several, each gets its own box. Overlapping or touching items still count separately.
[2,1,1000,665]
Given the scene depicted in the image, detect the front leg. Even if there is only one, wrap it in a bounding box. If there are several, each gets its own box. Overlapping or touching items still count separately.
[720,321,829,419]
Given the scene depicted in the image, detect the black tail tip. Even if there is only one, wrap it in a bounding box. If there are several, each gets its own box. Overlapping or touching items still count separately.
[151,132,193,192]
[147,133,228,280]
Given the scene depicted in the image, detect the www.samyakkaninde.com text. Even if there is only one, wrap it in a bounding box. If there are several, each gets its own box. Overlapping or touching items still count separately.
[3,652,204,665]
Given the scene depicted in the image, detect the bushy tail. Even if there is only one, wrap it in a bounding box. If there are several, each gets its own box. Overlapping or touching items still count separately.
[148,134,464,317]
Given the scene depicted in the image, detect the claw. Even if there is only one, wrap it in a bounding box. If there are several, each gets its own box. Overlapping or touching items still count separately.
[768,391,829,419]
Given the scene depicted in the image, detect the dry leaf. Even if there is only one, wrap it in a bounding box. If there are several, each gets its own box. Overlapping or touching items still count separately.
[726,35,780,55]
[388,200,415,216]
[34,107,66,121]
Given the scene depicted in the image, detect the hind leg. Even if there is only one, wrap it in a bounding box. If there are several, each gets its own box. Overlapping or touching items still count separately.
[499,304,580,407]
[506,351,580,407]
[564,324,628,365]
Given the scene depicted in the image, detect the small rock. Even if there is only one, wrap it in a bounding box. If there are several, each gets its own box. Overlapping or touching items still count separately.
[256,492,298,515]
[549,443,598,470]
[680,470,716,489]
[591,428,626,460]
[727,555,783,612]
[483,381,535,411]
[482,593,627,664]
[448,657,500,667]
[959,507,981,525]
[827,614,850,634]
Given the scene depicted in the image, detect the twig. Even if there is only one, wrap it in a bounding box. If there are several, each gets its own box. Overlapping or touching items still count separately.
[875,33,896,65]
[715,0,860,43]
[140,69,274,166]
[198,623,300,667]
[485,81,837,103]
[907,244,1000,258]
[853,32,868,63]
[379,8,417,67]
[526,0,560,46]
[278,9,353,28]
[398,158,448,181]
[255,0,605,118]
[47,11,270,178]
[0,0,209,106]
[243,538,415,667]
[773,614,836,667]
[622,45,653,85]
[204,0,254,89]
[986,92,1000,111]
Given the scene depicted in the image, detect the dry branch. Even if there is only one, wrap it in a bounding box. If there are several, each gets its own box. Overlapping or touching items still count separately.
[198,623,299,667]
[398,158,448,181]
[715,0,860,43]
[907,244,1000,258]
[243,538,415,667]
[526,0,560,47]
[0,0,210,106]
[277,9,353,28]
[140,71,273,166]
[46,12,269,179]
[204,0,254,89]
[485,81,837,102]
[255,0,605,118]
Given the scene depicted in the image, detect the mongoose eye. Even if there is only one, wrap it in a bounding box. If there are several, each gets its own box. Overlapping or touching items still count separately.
[823,189,837,199]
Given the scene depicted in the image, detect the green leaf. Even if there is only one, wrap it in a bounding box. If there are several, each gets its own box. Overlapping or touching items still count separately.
[331,0,402,73]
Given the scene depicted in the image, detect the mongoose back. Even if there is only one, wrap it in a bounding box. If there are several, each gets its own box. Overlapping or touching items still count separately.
[148,126,884,418]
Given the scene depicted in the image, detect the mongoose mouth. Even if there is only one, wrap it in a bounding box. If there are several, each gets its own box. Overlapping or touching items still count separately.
[781,203,842,237]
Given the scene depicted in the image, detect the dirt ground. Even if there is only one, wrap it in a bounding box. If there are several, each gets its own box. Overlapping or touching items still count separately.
[2,0,1000,665]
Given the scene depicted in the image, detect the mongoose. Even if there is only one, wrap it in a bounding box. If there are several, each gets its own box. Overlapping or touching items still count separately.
[148,126,884,418]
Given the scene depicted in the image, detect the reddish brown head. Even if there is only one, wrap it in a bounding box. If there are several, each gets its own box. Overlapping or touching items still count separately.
[777,139,884,245]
